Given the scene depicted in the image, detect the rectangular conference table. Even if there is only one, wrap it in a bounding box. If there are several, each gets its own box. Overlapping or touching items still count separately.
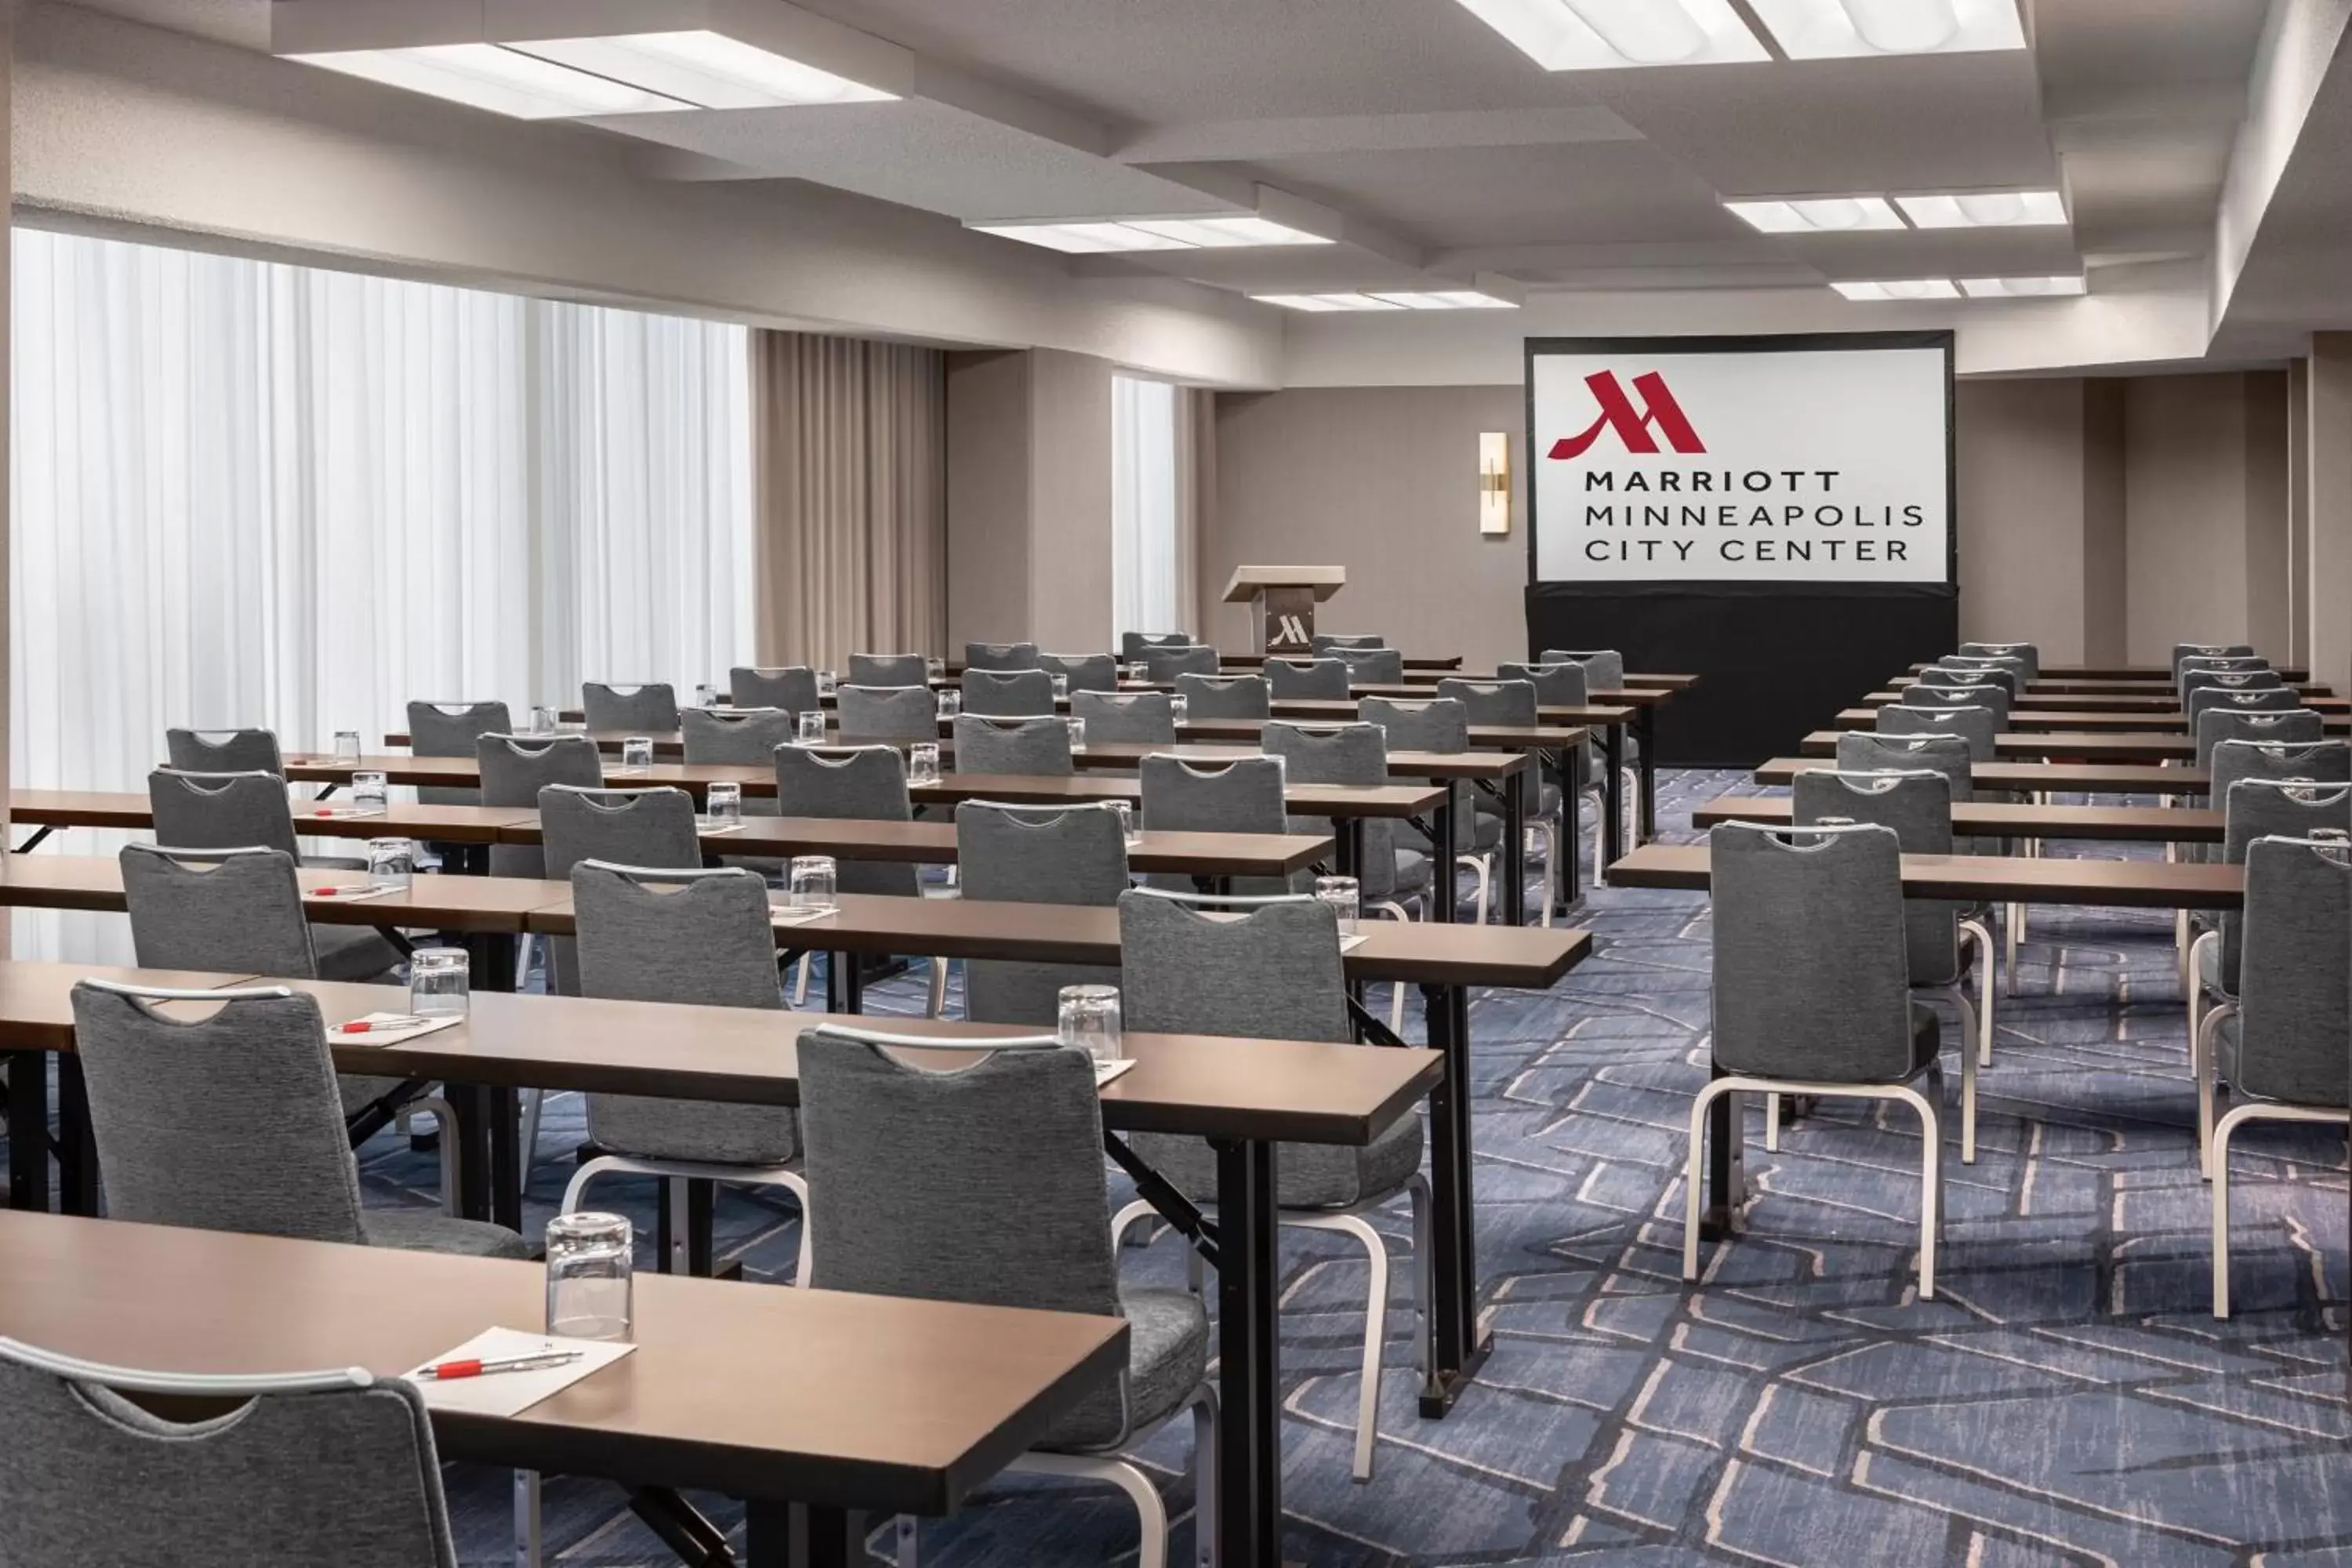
[1688,794,2224,844]
[1871,687,2347,714]
[1800,729,2202,764]
[1753,757,2209,794]
[1838,706,2352,735]
[0,1208,1127,1568]
[1910,662,2314,683]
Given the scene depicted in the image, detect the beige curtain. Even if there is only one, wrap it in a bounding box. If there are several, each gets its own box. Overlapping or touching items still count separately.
[752,331,946,667]
[1173,387,1213,634]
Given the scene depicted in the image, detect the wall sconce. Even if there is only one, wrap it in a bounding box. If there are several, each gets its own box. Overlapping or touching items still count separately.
[1479,431,1510,535]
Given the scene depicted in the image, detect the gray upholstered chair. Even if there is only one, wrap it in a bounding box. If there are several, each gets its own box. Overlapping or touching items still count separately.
[953,800,1126,1025]
[731,666,820,713]
[2186,682,2294,728]
[2173,643,2256,678]
[2210,738,2352,796]
[835,684,937,743]
[1877,703,1997,760]
[537,786,702,999]
[1120,630,1194,662]
[2203,833,2350,1316]
[1685,822,1948,1298]
[67,980,528,1258]
[1438,677,1559,917]
[405,702,510,806]
[1072,690,1176,743]
[1501,660,1599,876]
[681,709,793,812]
[147,768,339,867]
[964,640,1040,672]
[1137,753,1294,897]
[1359,696,1497,918]
[1902,683,2011,727]
[1265,657,1350,700]
[0,1339,459,1568]
[772,745,944,1015]
[1037,652,1120,692]
[796,1023,1210,1568]
[1109,887,1427,1480]
[1311,633,1387,653]
[1142,644,1220,681]
[953,714,1073,777]
[1791,770,1988,1157]
[962,668,1056,717]
[581,683,680,731]
[165,728,283,776]
[477,735,604,879]
[1263,720,1427,1024]
[1957,642,2040,680]
[1327,646,1405,684]
[848,652,930,688]
[1921,662,2020,700]
[1539,648,1644,808]
[2197,708,2322,772]
[1173,672,1269,719]
[557,862,811,1283]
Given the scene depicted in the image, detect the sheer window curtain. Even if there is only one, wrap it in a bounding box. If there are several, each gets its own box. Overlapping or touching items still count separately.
[1112,374,1190,641]
[9,229,752,959]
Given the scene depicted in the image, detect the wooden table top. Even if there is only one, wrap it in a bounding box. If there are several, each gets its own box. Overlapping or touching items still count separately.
[0,1210,1127,1515]
[1910,662,2313,683]
[1219,653,1464,671]
[1265,699,1627,733]
[1066,742,1526,782]
[1607,843,2245,909]
[0,960,257,1049]
[1688,794,2224,843]
[1753,757,2209,793]
[1840,706,2350,735]
[13,791,542,845]
[0,858,556,931]
[1803,729,2198,763]
[1871,688,2349,714]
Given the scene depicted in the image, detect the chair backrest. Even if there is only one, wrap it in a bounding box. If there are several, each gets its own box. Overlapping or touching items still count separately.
[0,1341,457,1568]
[1324,646,1404,684]
[1436,677,1537,727]
[1262,722,1400,898]
[1497,661,1588,707]
[477,734,604,877]
[1540,648,1624,690]
[954,802,1128,1025]
[962,668,1056,717]
[1173,672,1269,719]
[67,982,366,1243]
[1120,630,1195,662]
[1138,754,1288,835]
[964,641,1040,672]
[1876,703,1997,760]
[835,684,937,742]
[681,706,797,767]
[1143,644,1221,681]
[1957,641,2039,680]
[2216,780,2352,982]
[1708,822,1915,1082]
[1070,689,1176,743]
[570,862,783,1009]
[2187,684,2302,727]
[847,653,928,688]
[147,769,298,859]
[1358,695,1469,754]
[2211,739,2352,800]
[1902,683,2010,725]
[2231,834,2352,1106]
[1791,769,1961,985]
[2197,707,2323,770]
[1265,658,1350,700]
[120,844,316,979]
[1922,662,2021,699]
[730,666,820,713]
[405,702,510,806]
[953,715,1073,776]
[581,683,681,731]
[1036,652,1120,691]
[165,728,283,777]
[1835,731,1974,804]
[2173,643,2256,678]
[1116,888,1351,1042]
[772,745,918,898]
[1311,633,1387,653]
[2182,667,2286,707]
[538,786,702,884]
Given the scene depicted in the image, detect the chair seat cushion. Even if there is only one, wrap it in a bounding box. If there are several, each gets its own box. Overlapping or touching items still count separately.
[1124,1103,1424,1211]
[1044,1287,1210,1451]
[362,1208,534,1259]
[337,1073,422,1119]
[1389,848,1432,896]
[1901,1002,1941,1079]
[312,924,405,983]
[2196,931,2233,1002]
[587,1095,801,1167]
[2216,1014,2351,1110]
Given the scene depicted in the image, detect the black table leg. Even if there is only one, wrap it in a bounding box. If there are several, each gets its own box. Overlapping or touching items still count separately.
[1501,776,1526,925]
[487,1083,522,1234]
[1431,785,1458,924]
[1211,1135,1281,1568]
[1560,765,1581,915]
[824,949,864,1013]
[740,1498,860,1567]
[448,1083,493,1224]
[1418,981,1490,1416]
[1635,702,1659,844]
[53,1058,99,1217]
[465,932,520,995]
[658,1177,717,1276]
[5,1051,49,1211]
[1336,818,1364,881]
[1602,724,1627,874]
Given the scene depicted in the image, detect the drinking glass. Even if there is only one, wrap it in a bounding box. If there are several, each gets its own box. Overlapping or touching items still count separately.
[706,781,742,826]
[796,710,828,746]
[1315,874,1362,935]
[367,837,415,893]
[815,669,839,698]
[1123,662,1147,683]
[1065,716,1087,753]
[1051,673,1070,701]
[789,855,839,913]
[546,1213,633,1342]
[908,742,942,786]
[1169,694,1189,726]
[408,947,470,1018]
[528,705,557,736]
[937,688,962,720]
[352,771,389,813]
[621,736,655,771]
[1058,985,1123,1065]
[333,731,361,764]
[557,717,588,735]
[694,683,718,710]
[1106,799,1140,848]
[925,655,946,684]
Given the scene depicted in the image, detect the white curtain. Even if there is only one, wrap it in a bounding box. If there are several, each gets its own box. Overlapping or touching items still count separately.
[1111,374,1184,640]
[9,228,753,959]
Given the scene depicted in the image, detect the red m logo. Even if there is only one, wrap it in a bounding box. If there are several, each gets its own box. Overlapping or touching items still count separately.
[1549,370,1707,459]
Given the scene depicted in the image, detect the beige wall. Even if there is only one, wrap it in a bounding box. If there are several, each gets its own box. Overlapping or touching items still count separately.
[944,351,1034,651]
[2082,379,2129,663]
[2311,335,2352,691]
[2124,376,2256,663]
[1953,379,2093,663]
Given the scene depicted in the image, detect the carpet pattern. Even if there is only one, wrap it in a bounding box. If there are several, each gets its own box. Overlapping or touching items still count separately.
[189,771,2352,1561]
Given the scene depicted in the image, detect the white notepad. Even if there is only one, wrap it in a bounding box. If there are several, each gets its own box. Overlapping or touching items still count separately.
[695,818,747,835]
[325,1012,465,1046]
[770,905,839,929]
[305,883,401,903]
[405,1327,634,1418]
[307,806,387,822]
[1094,1058,1136,1088]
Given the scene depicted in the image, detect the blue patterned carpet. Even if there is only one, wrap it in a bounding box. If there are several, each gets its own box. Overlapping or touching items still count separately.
[339,768,2349,1564]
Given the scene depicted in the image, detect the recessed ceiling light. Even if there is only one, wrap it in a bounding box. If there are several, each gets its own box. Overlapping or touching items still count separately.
[1251,293,1412,312]
[1450,0,1768,71]
[1833,278,1960,301]
[971,215,1332,252]
[1368,292,1522,310]
[1121,216,1333,248]
[969,223,1194,255]
[287,43,692,119]
[1959,276,2088,297]
[505,31,897,108]
[1745,0,2024,60]
[1725,197,1906,234]
[1895,191,2069,228]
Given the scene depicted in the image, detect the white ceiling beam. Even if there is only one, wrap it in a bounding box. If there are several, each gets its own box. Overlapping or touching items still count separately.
[1112,106,1641,163]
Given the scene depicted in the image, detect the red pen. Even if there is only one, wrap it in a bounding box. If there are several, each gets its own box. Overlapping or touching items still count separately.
[332,1016,429,1035]
[419,1350,583,1380]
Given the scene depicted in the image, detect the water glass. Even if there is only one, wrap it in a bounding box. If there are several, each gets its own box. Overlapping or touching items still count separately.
[367,837,416,893]
[925,655,946,684]
[408,946,470,1018]
[1051,673,1070,701]
[796,710,828,746]
[815,669,838,698]
[694,683,718,710]
[789,855,839,913]
[557,717,588,735]
[1058,985,1123,1065]
[545,1212,633,1342]
[621,736,655,771]
[706,781,742,826]
[352,770,389,813]
[1315,874,1362,935]
[1123,662,1147,683]
[1065,716,1087,753]
[1170,694,1189,725]
[908,742,942,786]
[333,730,361,764]
[1106,799,1140,848]
[937,688,962,720]
[528,705,557,736]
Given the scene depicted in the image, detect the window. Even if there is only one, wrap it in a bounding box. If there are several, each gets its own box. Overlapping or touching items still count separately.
[1110,374,1181,639]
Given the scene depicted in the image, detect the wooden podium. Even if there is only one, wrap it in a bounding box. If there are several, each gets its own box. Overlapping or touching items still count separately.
[1222,565,1345,654]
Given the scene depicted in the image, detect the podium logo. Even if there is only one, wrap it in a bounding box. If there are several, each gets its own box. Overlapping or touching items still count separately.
[1549,371,1706,459]
[1272,614,1310,648]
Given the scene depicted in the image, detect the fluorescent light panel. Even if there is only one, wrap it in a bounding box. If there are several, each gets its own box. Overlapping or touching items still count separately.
[973,217,1330,252]
[1449,0,1767,71]
[506,31,897,107]
[1120,216,1332,248]
[1959,276,2087,297]
[1896,190,2068,228]
[1745,0,2025,60]
[1254,292,1516,311]
[288,42,691,118]
[1725,196,1905,234]
[969,223,1192,255]
[1832,278,1961,301]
